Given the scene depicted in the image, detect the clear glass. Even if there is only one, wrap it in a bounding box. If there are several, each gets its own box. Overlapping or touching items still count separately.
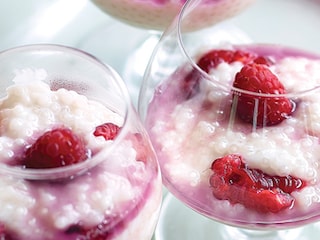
[139,0,320,239]
[0,44,162,240]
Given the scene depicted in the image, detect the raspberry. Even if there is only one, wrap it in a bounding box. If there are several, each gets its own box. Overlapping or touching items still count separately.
[197,49,257,73]
[181,49,272,100]
[209,154,306,213]
[253,55,274,66]
[93,122,121,140]
[24,128,87,169]
[232,63,293,126]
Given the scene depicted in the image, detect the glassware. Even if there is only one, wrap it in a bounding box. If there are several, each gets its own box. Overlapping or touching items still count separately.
[80,0,254,105]
[0,44,162,240]
[138,0,320,239]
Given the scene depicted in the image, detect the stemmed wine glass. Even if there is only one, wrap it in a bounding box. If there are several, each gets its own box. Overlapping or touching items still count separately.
[0,44,162,239]
[81,0,254,105]
[138,0,320,239]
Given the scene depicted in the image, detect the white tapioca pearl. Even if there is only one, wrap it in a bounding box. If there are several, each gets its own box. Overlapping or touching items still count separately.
[189,171,201,187]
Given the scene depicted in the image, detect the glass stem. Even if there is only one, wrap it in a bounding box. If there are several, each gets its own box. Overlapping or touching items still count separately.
[223,225,303,240]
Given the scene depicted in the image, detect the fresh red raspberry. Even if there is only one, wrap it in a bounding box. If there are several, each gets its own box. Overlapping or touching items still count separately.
[253,55,274,66]
[232,63,293,126]
[197,49,257,72]
[210,154,306,213]
[93,122,121,140]
[181,49,272,100]
[24,128,87,169]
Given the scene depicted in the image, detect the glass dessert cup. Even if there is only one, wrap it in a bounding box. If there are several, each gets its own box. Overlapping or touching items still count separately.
[0,44,162,240]
[80,0,254,105]
[138,0,320,239]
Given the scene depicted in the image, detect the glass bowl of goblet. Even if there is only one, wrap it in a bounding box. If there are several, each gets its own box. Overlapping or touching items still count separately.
[0,44,162,240]
[138,0,320,239]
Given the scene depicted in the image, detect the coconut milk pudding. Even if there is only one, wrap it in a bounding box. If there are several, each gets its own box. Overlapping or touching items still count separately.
[145,44,320,227]
[91,0,255,30]
[0,69,161,239]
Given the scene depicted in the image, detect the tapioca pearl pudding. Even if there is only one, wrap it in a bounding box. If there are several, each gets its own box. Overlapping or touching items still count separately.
[0,69,161,240]
[145,44,320,224]
[91,0,255,30]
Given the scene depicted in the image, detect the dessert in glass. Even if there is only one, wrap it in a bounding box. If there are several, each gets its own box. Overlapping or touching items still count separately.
[81,0,255,105]
[138,0,320,239]
[0,44,162,240]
